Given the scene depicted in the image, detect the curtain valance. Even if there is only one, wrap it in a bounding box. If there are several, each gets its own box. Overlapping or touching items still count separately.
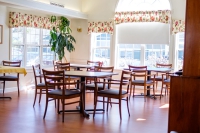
[172,19,185,34]
[9,12,59,29]
[114,10,171,24]
[88,21,114,35]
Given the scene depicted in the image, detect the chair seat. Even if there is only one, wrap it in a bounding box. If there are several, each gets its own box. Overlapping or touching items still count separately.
[0,76,18,80]
[86,83,108,89]
[132,80,153,84]
[37,83,45,86]
[48,89,80,96]
[164,79,170,83]
[98,89,127,95]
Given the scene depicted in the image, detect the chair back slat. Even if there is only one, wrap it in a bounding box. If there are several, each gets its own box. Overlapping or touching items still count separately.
[32,64,43,85]
[156,63,172,68]
[2,60,21,76]
[87,60,103,71]
[56,62,71,71]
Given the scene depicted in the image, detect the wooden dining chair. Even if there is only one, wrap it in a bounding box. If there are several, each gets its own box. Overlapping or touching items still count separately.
[56,62,80,89]
[154,63,172,90]
[85,66,114,108]
[0,60,21,96]
[32,64,55,107]
[85,66,114,91]
[86,60,103,71]
[86,60,103,84]
[42,69,83,122]
[53,60,61,71]
[93,70,132,120]
[160,72,172,99]
[128,65,156,101]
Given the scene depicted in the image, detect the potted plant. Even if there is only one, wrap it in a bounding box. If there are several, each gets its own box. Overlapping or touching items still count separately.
[49,15,76,61]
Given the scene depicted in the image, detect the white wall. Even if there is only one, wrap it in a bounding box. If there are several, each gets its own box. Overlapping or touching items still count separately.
[0,5,9,62]
[70,19,91,64]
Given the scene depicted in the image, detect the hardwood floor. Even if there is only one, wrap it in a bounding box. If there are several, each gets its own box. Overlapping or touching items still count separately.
[0,88,169,133]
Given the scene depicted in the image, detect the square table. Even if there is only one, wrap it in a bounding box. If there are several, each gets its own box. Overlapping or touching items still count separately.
[0,66,27,99]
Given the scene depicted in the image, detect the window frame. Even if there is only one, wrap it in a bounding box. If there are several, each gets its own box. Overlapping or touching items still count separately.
[10,27,55,68]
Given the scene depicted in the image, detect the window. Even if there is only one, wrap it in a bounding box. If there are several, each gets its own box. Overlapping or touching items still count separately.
[145,44,169,67]
[11,27,54,68]
[91,33,110,66]
[176,32,184,70]
[116,44,169,68]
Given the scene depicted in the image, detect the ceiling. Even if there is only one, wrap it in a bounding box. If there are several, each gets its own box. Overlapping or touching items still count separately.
[0,0,119,20]
[0,0,185,20]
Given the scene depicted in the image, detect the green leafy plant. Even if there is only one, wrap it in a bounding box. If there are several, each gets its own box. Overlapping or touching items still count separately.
[49,15,76,60]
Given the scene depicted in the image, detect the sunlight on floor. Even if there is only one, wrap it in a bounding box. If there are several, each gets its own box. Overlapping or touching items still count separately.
[159,104,169,108]
[136,118,146,121]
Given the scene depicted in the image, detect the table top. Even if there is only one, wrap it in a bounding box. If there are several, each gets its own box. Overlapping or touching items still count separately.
[0,66,27,76]
[147,67,172,72]
[70,63,94,68]
[124,67,172,73]
[65,71,118,78]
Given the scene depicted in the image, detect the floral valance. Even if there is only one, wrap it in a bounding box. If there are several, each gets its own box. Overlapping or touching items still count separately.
[9,12,59,29]
[114,10,171,24]
[172,19,185,34]
[88,21,114,35]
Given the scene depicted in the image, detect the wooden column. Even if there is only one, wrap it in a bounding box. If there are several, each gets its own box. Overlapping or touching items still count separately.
[168,1,200,133]
[183,0,200,76]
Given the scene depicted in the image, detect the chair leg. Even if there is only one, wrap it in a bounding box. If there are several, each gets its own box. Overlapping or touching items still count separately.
[152,84,155,99]
[17,80,20,96]
[133,85,136,97]
[54,99,56,108]
[103,97,105,110]
[2,81,5,95]
[93,96,98,118]
[62,98,65,122]
[160,83,164,99]
[43,97,48,119]
[156,81,158,90]
[144,87,146,102]
[39,89,42,103]
[33,88,37,107]
[129,84,132,99]
[57,99,60,114]
[119,99,122,120]
[107,97,109,112]
[126,97,130,116]
[166,85,169,95]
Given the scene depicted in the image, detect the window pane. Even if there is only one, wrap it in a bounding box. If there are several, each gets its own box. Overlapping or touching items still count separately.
[177,32,184,69]
[93,48,110,66]
[91,33,111,66]
[11,46,24,64]
[11,27,24,45]
[42,29,50,45]
[117,44,141,68]
[42,47,54,66]
[26,28,40,45]
[145,44,169,67]
[26,46,40,66]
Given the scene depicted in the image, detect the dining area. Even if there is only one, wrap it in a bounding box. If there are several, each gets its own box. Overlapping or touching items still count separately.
[29,61,173,122]
[0,59,176,132]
